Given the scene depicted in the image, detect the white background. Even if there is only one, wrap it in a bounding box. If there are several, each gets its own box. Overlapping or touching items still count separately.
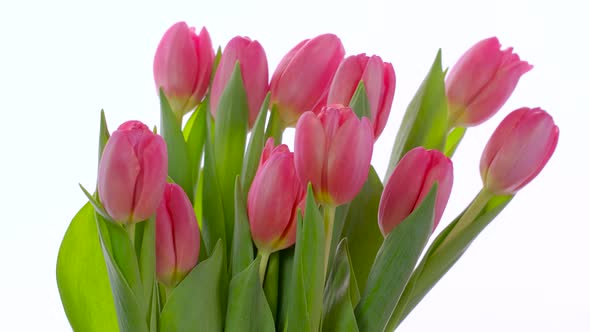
[1,0,588,331]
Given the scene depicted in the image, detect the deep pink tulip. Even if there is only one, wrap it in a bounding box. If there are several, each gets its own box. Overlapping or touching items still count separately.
[153,22,214,119]
[446,37,532,127]
[270,34,345,127]
[294,105,373,206]
[327,54,396,139]
[480,107,559,195]
[247,139,305,253]
[156,183,200,288]
[98,121,168,224]
[378,147,453,235]
[210,36,269,128]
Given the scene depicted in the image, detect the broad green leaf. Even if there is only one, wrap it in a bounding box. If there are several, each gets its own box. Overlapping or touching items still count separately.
[160,241,226,332]
[322,239,360,332]
[230,177,254,277]
[276,247,295,331]
[241,93,270,192]
[386,50,448,180]
[444,126,466,157]
[388,194,513,329]
[96,214,148,332]
[328,203,351,272]
[263,252,279,319]
[225,257,275,332]
[56,203,119,332]
[214,63,249,255]
[183,99,207,193]
[160,90,193,200]
[341,166,383,292]
[200,113,226,257]
[285,184,325,332]
[355,186,437,332]
[349,81,371,119]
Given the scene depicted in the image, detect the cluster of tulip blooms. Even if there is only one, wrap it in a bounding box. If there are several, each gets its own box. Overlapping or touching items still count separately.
[57,21,559,332]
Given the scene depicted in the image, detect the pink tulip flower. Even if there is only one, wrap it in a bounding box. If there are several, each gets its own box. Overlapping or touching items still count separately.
[480,107,559,195]
[98,121,168,224]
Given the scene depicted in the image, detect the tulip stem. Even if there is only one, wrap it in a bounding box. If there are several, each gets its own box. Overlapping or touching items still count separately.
[125,223,136,248]
[323,205,336,277]
[443,188,493,246]
[258,251,271,286]
[265,106,285,144]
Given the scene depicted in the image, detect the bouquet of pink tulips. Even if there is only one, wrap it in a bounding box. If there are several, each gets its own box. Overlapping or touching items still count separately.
[57,21,559,332]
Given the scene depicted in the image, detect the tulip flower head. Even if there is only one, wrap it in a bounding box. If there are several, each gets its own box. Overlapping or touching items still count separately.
[327,54,396,139]
[294,105,374,206]
[247,139,305,253]
[480,107,559,195]
[378,147,453,236]
[153,22,214,120]
[446,37,532,127]
[98,121,168,224]
[210,36,269,128]
[270,34,345,127]
[156,183,200,288]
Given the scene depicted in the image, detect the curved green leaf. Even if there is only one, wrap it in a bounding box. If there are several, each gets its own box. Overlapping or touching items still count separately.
[276,247,295,331]
[386,50,447,181]
[444,126,467,157]
[183,99,207,192]
[230,177,254,277]
[349,81,371,119]
[56,203,119,332]
[241,92,270,192]
[225,257,275,332]
[160,241,226,332]
[263,252,279,319]
[355,186,437,332]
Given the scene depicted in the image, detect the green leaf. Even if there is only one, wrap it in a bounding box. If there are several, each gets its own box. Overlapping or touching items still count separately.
[79,184,115,223]
[276,247,295,331]
[263,252,279,319]
[200,113,227,257]
[355,185,437,332]
[285,184,325,332]
[230,176,254,277]
[444,126,467,157]
[214,63,250,255]
[57,203,119,332]
[159,241,226,332]
[160,89,193,200]
[98,109,110,164]
[328,203,351,272]
[96,214,148,332]
[386,50,448,180]
[138,217,156,316]
[341,166,383,292]
[388,194,513,328]
[349,81,372,119]
[225,257,276,332]
[265,105,285,145]
[183,99,207,192]
[241,92,270,192]
[322,239,360,332]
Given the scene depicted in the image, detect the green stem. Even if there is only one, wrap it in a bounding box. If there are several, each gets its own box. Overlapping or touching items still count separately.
[323,205,336,277]
[258,251,271,286]
[125,223,136,248]
[265,106,285,144]
[441,189,492,247]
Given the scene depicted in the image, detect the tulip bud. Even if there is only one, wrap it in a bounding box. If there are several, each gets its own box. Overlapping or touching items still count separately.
[327,54,396,139]
[153,22,214,119]
[480,107,559,195]
[378,147,453,236]
[446,37,532,127]
[247,139,305,253]
[98,121,168,224]
[270,34,345,127]
[156,183,200,288]
[294,105,373,206]
[210,36,269,128]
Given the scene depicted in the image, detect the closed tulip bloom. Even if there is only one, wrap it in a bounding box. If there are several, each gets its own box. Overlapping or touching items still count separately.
[98,121,168,224]
[327,54,396,139]
[378,147,453,235]
[153,22,214,119]
[480,107,559,195]
[294,105,373,206]
[156,183,200,288]
[446,37,533,127]
[247,139,305,253]
[270,34,345,127]
[210,36,269,128]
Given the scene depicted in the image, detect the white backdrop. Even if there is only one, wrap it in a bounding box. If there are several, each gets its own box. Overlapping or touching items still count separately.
[1,0,588,330]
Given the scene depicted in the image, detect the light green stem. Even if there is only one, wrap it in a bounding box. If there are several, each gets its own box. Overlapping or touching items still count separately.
[441,188,492,248]
[265,106,285,144]
[323,205,336,277]
[125,223,136,248]
[258,251,271,286]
